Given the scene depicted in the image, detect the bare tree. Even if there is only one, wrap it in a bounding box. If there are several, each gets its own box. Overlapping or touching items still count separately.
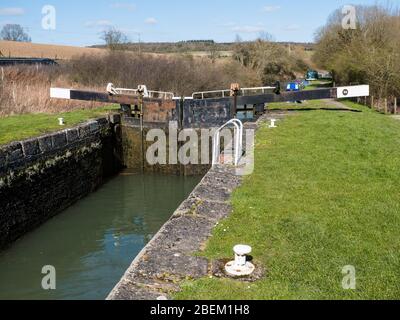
[313,5,400,98]
[208,43,218,63]
[232,33,301,85]
[0,24,31,42]
[100,28,128,50]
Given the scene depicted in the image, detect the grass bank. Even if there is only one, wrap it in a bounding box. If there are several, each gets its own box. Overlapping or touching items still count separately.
[304,80,333,91]
[0,105,118,146]
[176,100,400,300]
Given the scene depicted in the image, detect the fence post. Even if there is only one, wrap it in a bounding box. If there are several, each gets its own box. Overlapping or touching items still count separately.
[384,98,388,114]
[371,96,374,110]
[395,97,398,115]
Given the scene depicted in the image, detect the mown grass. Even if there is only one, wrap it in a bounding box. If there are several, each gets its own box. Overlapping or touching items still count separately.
[304,80,333,91]
[0,105,118,146]
[175,100,400,300]
[268,99,337,111]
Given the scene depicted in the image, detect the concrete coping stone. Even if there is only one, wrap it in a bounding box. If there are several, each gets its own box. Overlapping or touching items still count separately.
[21,139,41,157]
[3,142,24,164]
[0,117,112,171]
[38,135,53,153]
[51,131,68,149]
[65,128,79,144]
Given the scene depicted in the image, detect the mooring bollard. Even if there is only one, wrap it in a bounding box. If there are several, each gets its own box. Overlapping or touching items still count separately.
[225,244,255,276]
[269,119,278,128]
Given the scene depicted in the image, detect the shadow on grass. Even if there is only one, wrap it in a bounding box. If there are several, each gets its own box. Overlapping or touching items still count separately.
[269,107,362,113]
[305,81,334,90]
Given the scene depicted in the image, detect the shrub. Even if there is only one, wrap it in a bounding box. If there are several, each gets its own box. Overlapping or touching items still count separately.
[0,51,260,116]
[66,51,259,96]
[313,5,400,98]
[233,37,308,85]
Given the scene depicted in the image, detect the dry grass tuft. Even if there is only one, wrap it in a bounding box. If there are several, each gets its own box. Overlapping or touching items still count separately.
[0,65,105,116]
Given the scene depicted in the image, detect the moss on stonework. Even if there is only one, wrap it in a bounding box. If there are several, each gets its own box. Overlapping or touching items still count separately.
[0,142,103,189]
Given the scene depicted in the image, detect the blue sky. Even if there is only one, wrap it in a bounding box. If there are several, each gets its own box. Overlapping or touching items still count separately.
[0,0,394,46]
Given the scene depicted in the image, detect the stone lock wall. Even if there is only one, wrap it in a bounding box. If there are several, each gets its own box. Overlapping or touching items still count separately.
[0,97,239,249]
[119,97,235,175]
[0,115,122,249]
[120,120,213,176]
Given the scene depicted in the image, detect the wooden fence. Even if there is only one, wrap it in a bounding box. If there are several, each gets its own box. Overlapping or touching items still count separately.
[356,96,399,115]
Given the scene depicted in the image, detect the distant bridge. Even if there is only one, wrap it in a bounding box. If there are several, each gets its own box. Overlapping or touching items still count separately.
[0,58,57,66]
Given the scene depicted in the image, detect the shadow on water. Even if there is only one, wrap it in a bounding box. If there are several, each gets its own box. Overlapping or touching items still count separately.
[0,171,201,300]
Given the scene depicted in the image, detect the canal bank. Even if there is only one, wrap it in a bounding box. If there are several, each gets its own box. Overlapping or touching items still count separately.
[0,116,122,250]
[0,93,250,250]
[107,118,263,300]
[0,97,261,299]
[107,165,244,300]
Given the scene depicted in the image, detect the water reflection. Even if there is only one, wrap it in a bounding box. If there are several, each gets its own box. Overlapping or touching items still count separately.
[0,172,201,300]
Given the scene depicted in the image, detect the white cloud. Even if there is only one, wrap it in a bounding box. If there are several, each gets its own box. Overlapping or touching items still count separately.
[145,17,157,25]
[85,20,113,28]
[283,24,300,31]
[0,7,25,16]
[262,5,281,12]
[232,25,265,33]
[111,2,136,11]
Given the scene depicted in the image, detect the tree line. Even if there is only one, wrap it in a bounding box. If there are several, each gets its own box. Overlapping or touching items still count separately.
[313,4,400,99]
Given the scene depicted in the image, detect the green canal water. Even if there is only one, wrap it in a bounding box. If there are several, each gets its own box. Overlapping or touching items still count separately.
[0,172,201,300]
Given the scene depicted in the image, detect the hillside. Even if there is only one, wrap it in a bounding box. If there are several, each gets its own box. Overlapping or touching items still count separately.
[0,40,316,69]
[0,40,106,60]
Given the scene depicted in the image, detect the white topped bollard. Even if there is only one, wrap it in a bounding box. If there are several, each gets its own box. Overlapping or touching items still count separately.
[225,244,255,276]
[58,118,65,126]
[269,119,277,128]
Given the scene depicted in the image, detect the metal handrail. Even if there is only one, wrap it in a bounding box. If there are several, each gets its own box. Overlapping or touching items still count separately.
[106,83,174,100]
[212,119,243,167]
[107,83,275,100]
[192,89,231,99]
[192,86,275,100]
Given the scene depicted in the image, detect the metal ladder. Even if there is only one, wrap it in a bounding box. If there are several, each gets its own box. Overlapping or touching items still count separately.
[212,119,243,167]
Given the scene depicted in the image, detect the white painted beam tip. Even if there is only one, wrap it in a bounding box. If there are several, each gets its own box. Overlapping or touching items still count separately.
[50,88,71,100]
[337,85,369,99]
